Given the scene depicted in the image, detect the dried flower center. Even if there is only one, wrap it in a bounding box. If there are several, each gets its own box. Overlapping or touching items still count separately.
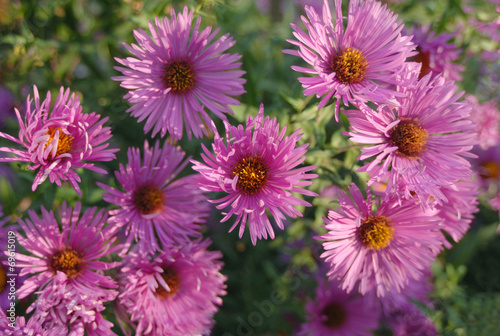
[330,47,368,84]
[51,248,81,279]
[358,215,394,250]
[409,46,430,79]
[389,119,428,158]
[0,265,6,293]
[479,161,499,179]
[156,267,180,299]
[133,184,165,215]
[232,156,268,195]
[322,302,347,329]
[163,61,196,93]
[45,127,74,156]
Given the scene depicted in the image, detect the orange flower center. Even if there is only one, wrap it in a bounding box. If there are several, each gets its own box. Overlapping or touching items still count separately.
[51,248,82,279]
[330,48,368,84]
[44,127,74,156]
[156,267,180,299]
[132,184,165,215]
[409,46,431,79]
[389,119,428,158]
[322,302,347,329]
[163,61,196,93]
[358,215,394,250]
[479,161,499,179]
[232,156,268,195]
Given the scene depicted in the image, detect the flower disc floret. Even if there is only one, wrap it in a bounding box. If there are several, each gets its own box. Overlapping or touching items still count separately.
[330,48,368,84]
[163,61,196,93]
[358,215,394,250]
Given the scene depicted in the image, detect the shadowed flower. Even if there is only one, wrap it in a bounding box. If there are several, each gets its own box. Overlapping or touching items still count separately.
[345,74,477,207]
[98,141,209,253]
[406,25,464,81]
[113,6,246,141]
[15,202,120,333]
[0,86,118,196]
[284,0,415,120]
[319,183,444,297]
[298,278,379,336]
[115,239,227,336]
[191,103,318,245]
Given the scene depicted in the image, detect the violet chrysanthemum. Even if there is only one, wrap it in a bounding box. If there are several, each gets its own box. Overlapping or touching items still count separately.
[284,0,415,119]
[298,278,379,336]
[466,95,500,150]
[113,6,246,141]
[98,140,209,253]
[191,103,318,245]
[345,73,477,206]
[319,183,444,297]
[0,309,67,336]
[407,25,464,81]
[0,86,118,196]
[15,202,120,333]
[115,239,227,336]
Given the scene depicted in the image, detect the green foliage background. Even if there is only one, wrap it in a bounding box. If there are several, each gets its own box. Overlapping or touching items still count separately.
[0,0,499,335]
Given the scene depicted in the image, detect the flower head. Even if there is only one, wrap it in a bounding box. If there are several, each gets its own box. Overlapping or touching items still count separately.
[98,141,209,253]
[0,309,67,336]
[116,239,227,336]
[0,86,118,196]
[15,202,119,329]
[191,103,318,245]
[284,0,415,119]
[407,25,464,81]
[319,183,444,297]
[345,74,477,206]
[113,6,246,141]
[298,278,379,336]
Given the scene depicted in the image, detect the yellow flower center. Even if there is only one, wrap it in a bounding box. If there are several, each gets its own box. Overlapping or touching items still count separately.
[51,248,82,279]
[330,47,368,84]
[163,61,196,93]
[389,119,428,158]
[0,265,6,293]
[232,156,268,195]
[358,215,394,250]
[132,184,165,215]
[156,267,180,299]
[44,127,74,156]
[322,302,347,329]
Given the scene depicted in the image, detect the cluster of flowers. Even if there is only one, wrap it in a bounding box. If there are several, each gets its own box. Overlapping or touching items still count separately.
[0,0,498,335]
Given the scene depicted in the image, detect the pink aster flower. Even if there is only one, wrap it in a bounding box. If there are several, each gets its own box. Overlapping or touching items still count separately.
[407,25,464,81]
[115,239,227,336]
[387,302,437,336]
[98,140,209,253]
[298,278,380,336]
[284,0,415,119]
[191,103,318,245]
[15,202,120,331]
[0,86,118,196]
[0,309,67,336]
[345,74,477,207]
[113,6,246,141]
[466,95,500,150]
[319,183,444,297]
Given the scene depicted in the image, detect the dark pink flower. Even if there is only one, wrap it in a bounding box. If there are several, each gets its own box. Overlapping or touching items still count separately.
[0,86,118,196]
[116,239,227,336]
[192,103,318,245]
